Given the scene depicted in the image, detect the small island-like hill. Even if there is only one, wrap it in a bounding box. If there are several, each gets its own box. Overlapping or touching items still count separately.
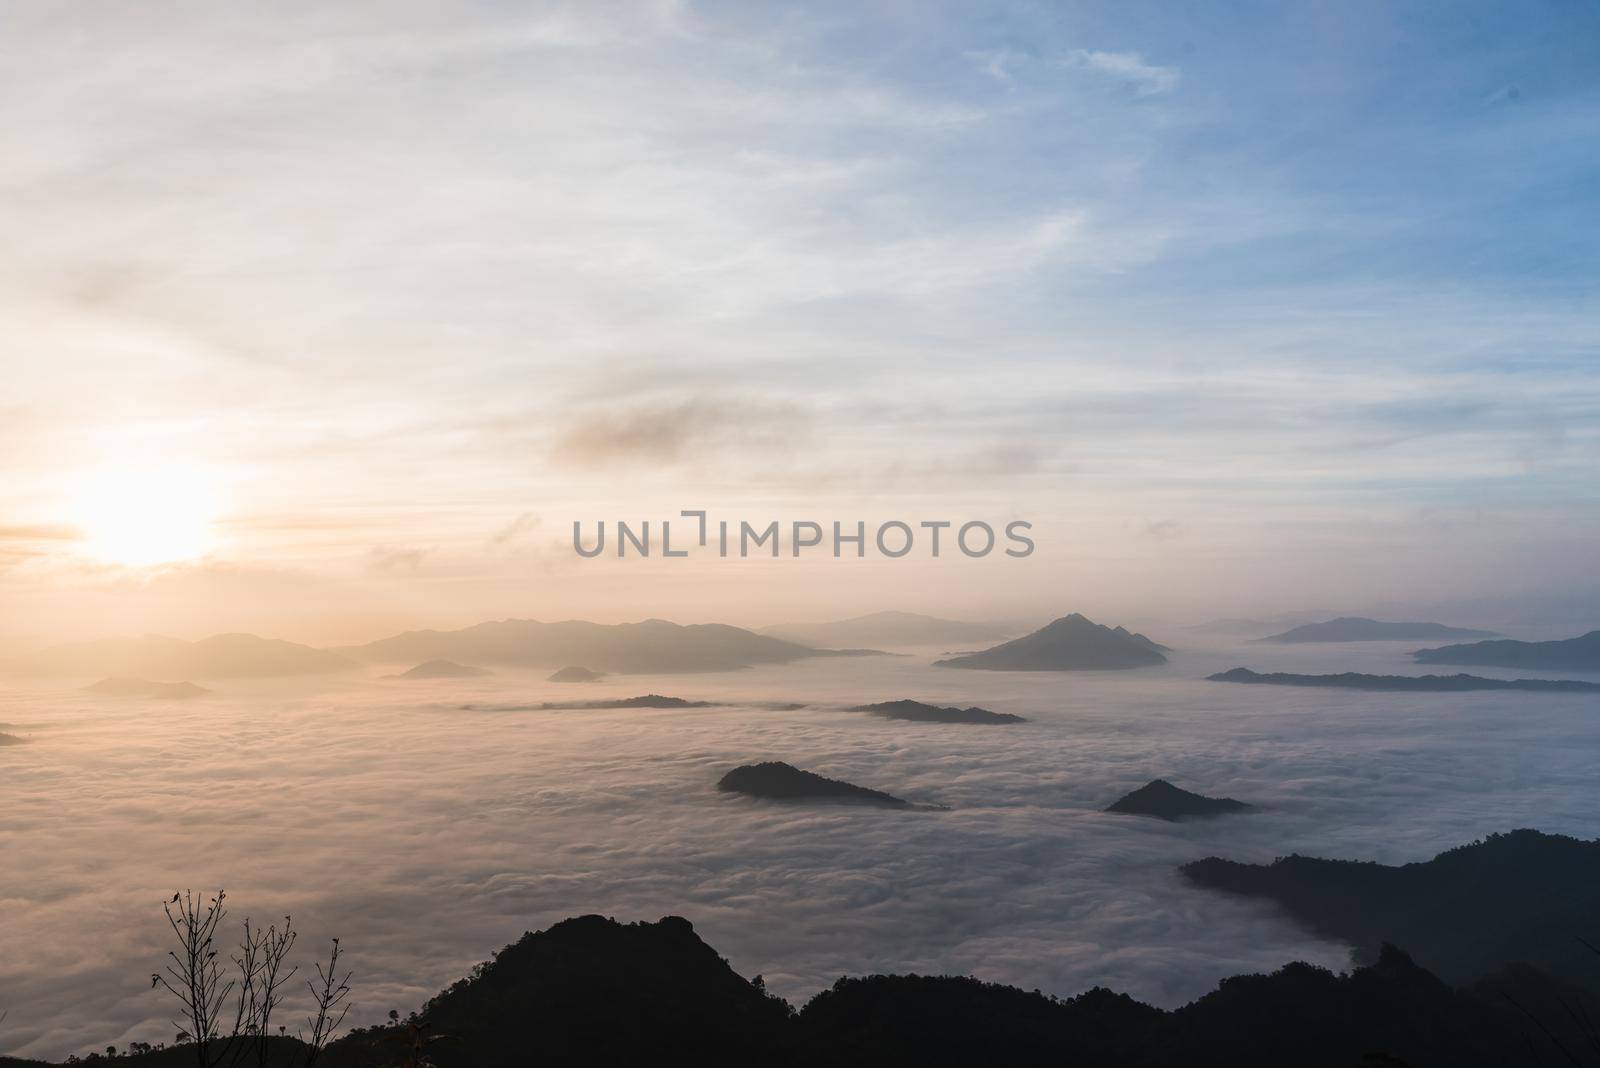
[384,659,492,679]
[83,677,211,699]
[934,613,1168,672]
[1105,779,1253,820]
[850,699,1025,724]
[548,665,605,682]
[717,761,910,806]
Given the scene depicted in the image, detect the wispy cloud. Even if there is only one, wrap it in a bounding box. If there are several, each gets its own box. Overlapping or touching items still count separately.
[1063,49,1180,96]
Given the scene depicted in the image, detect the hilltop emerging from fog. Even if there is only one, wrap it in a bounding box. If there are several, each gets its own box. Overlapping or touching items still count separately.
[935,613,1168,671]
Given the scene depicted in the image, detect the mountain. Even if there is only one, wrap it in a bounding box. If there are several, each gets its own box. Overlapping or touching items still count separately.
[547,665,604,682]
[345,915,791,1067]
[83,677,211,698]
[383,659,491,680]
[340,618,872,673]
[761,611,1013,649]
[0,732,22,746]
[933,614,1168,671]
[1259,617,1500,643]
[462,695,715,711]
[1181,829,1600,987]
[1413,629,1600,671]
[1208,667,1600,693]
[1105,779,1253,820]
[7,634,354,679]
[849,699,1026,724]
[717,762,909,806]
[10,913,1596,1067]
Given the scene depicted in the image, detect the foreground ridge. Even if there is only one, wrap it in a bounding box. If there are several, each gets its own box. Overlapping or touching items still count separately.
[7,899,1598,1067]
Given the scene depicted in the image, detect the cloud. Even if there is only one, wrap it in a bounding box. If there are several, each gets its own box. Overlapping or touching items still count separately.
[1063,50,1180,97]
[552,396,809,469]
[366,545,434,573]
[4,651,1597,1057]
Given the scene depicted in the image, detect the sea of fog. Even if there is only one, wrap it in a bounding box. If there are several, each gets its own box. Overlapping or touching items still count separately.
[3,640,1599,1058]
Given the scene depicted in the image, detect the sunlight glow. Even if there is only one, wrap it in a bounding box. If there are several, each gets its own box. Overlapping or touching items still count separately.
[70,463,221,566]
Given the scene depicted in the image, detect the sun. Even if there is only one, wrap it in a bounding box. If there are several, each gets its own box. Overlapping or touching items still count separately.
[70,463,221,567]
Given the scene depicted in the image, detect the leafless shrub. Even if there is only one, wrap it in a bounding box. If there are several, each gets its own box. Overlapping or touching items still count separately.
[152,890,351,1068]
[304,938,352,1067]
[152,890,235,1066]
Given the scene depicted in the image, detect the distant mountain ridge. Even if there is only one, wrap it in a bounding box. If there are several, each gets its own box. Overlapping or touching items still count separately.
[761,611,1013,649]
[1413,629,1600,671]
[1259,617,1499,643]
[7,633,354,679]
[1208,667,1600,693]
[341,618,870,674]
[934,613,1168,671]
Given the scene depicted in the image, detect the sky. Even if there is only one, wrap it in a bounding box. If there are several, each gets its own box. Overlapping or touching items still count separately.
[2,0,1598,646]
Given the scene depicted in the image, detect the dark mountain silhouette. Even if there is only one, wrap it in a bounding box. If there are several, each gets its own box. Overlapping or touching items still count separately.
[1413,629,1600,671]
[1208,667,1600,692]
[341,915,793,1067]
[7,633,354,679]
[717,761,910,806]
[82,677,211,698]
[547,665,604,682]
[12,914,1598,1067]
[934,613,1168,672]
[1106,779,1253,820]
[849,699,1026,724]
[1258,617,1499,643]
[1181,829,1600,988]
[340,617,876,673]
[383,659,491,679]
[0,731,22,746]
[762,611,1013,649]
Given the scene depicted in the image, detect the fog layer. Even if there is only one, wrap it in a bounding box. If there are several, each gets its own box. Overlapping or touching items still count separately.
[2,641,1597,1058]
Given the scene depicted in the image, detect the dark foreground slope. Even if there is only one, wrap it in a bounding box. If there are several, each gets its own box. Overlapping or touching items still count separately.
[1208,667,1600,692]
[1182,829,1600,987]
[9,915,1597,1068]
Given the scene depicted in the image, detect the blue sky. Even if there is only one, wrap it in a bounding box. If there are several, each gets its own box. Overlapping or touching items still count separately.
[0,1,1596,640]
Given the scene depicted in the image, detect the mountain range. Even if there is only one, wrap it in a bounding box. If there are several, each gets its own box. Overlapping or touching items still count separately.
[5,633,354,679]
[1257,617,1499,643]
[1412,629,1600,671]
[760,611,1015,649]
[339,618,870,674]
[4,618,878,679]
